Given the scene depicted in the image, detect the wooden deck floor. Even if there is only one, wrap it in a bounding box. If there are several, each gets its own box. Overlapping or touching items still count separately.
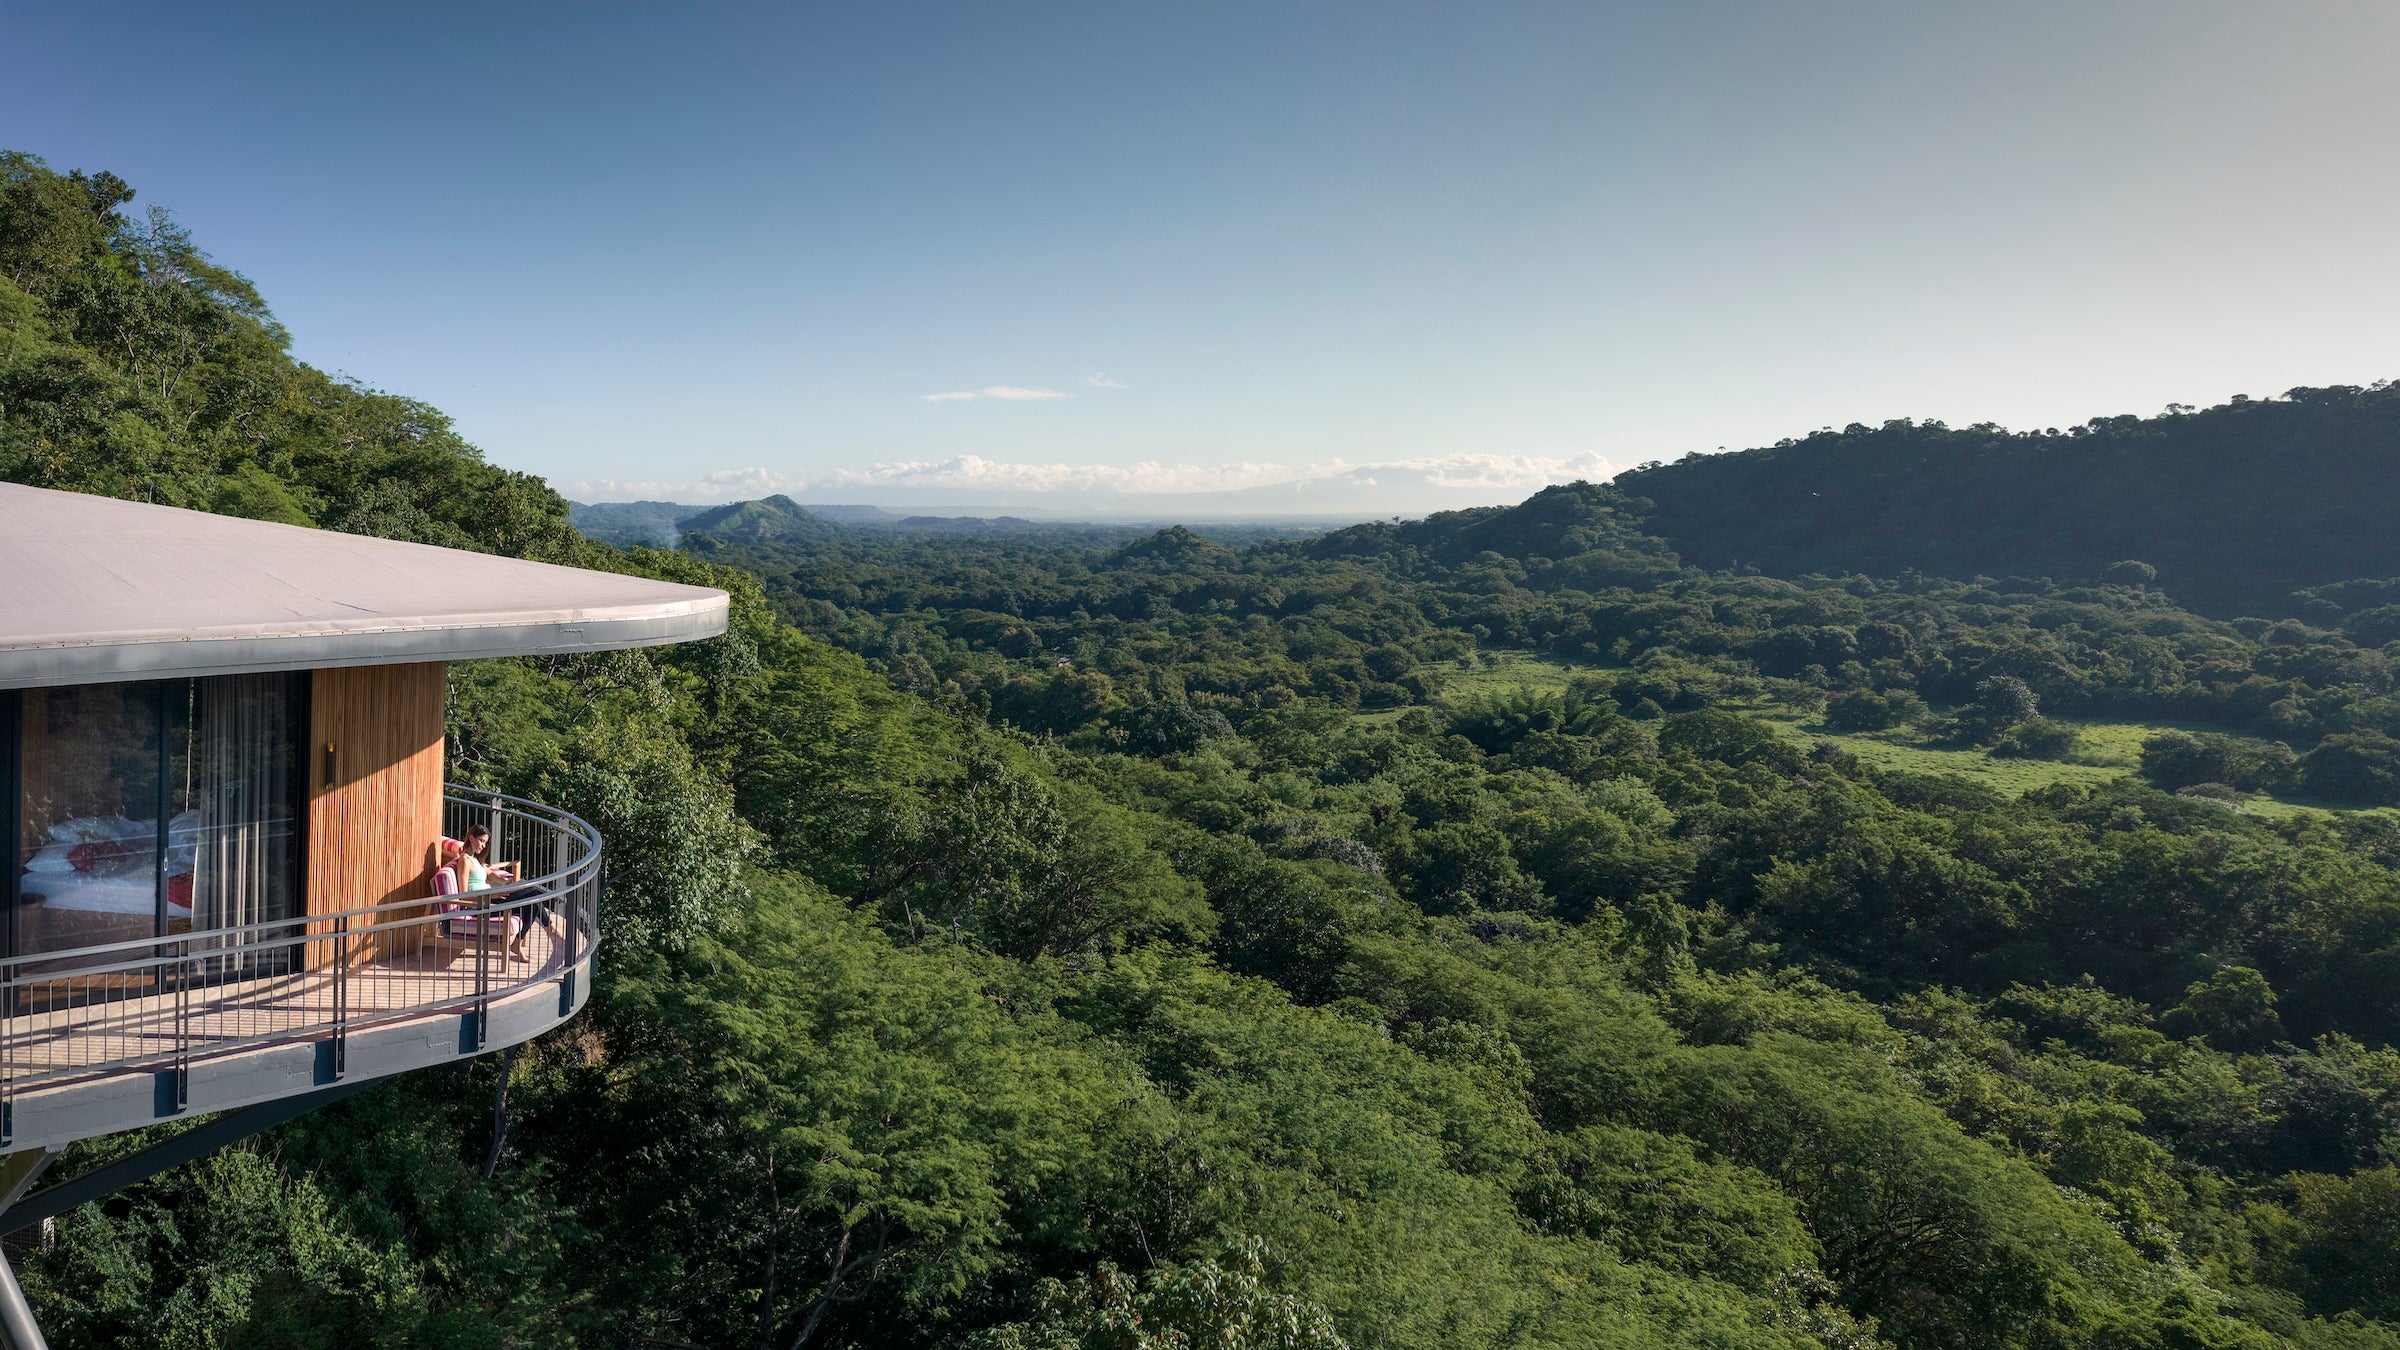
[2,924,564,1085]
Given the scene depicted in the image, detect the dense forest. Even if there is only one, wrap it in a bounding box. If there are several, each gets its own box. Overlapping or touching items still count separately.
[1611,393,2400,618]
[7,150,2400,1350]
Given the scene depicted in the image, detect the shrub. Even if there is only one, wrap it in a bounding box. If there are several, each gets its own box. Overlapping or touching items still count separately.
[1825,688,1929,733]
[1959,675,2041,742]
[1448,686,1619,754]
[1825,690,1894,732]
[2298,731,2400,806]
[1989,717,2077,760]
[2141,730,2297,793]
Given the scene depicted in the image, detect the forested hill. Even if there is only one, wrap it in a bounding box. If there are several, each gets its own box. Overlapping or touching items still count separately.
[572,495,862,547]
[0,155,592,561]
[1611,385,2400,616]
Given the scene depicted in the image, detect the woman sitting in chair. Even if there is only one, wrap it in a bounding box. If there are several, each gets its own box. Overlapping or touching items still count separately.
[430,836,532,961]
[464,824,559,963]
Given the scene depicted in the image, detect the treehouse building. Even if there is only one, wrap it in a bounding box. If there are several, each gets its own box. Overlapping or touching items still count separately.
[0,482,727,1347]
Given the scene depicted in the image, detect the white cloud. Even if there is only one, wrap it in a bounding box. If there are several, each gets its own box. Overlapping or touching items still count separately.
[700,467,789,494]
[572,477,715,499]
[1084,372,1128,389]
[1388,450,1618,489]
[572,468,800,501]
[817,455,1288,494]
[811,450,1616,496]
[572,451,1626,514]
[919,385,1071,403]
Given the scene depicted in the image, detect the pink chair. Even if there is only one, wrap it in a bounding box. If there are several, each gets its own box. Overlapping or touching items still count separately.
[431,863,521,944]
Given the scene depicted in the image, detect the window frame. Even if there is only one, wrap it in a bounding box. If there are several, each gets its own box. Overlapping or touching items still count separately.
[4,675,313,966]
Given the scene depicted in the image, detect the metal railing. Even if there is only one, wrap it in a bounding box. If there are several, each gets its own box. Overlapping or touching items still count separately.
[0,788,600,1112]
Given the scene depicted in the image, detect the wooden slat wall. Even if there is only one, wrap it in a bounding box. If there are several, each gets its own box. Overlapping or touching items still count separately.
[308,663,445,965]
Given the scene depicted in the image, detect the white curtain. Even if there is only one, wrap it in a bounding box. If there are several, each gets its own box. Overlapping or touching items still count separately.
[190,674,299,971]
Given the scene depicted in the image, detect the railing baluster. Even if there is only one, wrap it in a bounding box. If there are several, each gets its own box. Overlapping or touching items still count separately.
[473,864,492,1051]
[173,938,190,1112]
[2,964,13,1147]
[331,914,348,1078]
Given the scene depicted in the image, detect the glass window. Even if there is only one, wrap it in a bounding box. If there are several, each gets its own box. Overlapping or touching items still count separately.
[12,674,305,974]
[15,681,165,961]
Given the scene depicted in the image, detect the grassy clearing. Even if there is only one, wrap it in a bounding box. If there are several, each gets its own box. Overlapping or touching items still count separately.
[1356,651,1593,725]
[1744,708,2380,819]
[1392,655,2377,818]
[1434,651,1588,698]
[1742,706,2130,795]
[2059,719,2151,770]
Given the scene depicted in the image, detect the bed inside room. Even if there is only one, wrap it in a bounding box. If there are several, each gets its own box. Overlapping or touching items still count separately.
[13,676,303,982]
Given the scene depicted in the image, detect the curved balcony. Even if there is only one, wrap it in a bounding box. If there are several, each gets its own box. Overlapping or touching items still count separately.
[0,789,599,1152]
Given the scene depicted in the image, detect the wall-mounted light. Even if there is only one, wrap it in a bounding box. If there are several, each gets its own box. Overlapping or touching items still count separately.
[323,741,337,786]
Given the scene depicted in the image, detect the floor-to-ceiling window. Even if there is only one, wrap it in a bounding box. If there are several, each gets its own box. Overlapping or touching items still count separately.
[183,674,304,975]
[7,674,304,978]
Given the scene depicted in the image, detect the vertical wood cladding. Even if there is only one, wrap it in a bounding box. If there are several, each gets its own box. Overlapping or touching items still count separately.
[308,663,445,963]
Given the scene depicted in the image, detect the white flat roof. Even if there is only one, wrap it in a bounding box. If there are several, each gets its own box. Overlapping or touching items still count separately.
[0,482,729,688]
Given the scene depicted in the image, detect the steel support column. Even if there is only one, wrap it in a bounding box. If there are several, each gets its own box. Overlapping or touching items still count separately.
[0,1252,44,1350]
[0,1148,55,1350]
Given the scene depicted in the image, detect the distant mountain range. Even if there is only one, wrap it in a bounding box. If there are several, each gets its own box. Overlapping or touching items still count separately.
[570,460,1586,536]
[568,495,1343,548]
[568,498,901,547]
[578,384,2400,617]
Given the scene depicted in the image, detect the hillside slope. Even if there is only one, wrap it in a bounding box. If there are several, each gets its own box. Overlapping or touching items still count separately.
[1614,385,2400,615]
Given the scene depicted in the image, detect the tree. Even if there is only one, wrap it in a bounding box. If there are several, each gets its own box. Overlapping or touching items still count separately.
[2141,730,2295,793]
[2160,965,2285,1052]
[1959,675,2040,741]
[1824,690,1894,732]
[871,749,1209,959]
[604,876,1115,1349]
[2341,605,2400,648]
[541,717,756,953]
[2299,732,2400,806]
[1111,696,1232,756]
[2278,1166,2400,1321]
[0,152,129,298]
[971,1240,1348,1350]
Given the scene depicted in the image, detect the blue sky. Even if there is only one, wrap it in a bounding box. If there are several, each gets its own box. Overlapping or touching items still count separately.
[7,2,2397,516]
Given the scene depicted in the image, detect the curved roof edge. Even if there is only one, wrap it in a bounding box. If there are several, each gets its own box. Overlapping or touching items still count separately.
[0,482,731,688]
[0,599,727,688]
